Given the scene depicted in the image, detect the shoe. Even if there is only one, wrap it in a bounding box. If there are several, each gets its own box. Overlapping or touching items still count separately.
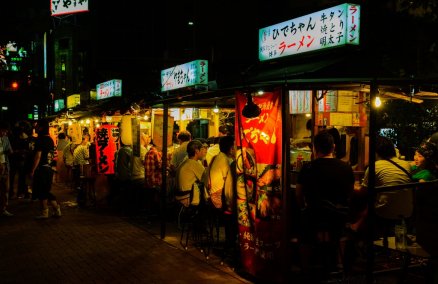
[35,209,49,219]
[53,206,62,217]
[1,210,13,217]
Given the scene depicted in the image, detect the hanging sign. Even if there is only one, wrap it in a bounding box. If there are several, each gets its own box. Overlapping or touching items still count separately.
[95,125,120,175]
[259,3,360,61]
[96,79,122,100]
[161,60,208,92]
[235,89,284,282]
[51,0,89,17]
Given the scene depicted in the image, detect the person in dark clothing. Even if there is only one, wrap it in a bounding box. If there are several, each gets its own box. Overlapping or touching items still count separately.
[9,124,31,199]
[296,129,355,274]
[30,120,61,219]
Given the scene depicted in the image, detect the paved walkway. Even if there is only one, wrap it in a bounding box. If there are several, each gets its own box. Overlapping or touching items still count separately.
[0,182,252,284]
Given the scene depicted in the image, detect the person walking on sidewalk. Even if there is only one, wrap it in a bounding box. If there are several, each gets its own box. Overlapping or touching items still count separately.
[29,119,61,219]
[0,121,13,217]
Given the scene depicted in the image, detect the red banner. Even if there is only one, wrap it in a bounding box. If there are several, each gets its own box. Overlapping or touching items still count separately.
[235,89,284,282]
[95,125,120,175]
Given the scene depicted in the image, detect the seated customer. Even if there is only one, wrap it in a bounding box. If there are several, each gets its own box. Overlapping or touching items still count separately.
[350,136,413,233]
[410,141,438,182]
[296,130,354,272]
[175,140,207,208]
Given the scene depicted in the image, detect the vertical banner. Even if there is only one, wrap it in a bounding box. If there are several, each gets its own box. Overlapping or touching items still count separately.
[153,113,174,150]
[95,125,120,175]
[132,118,140,157]
[235,90,283,282]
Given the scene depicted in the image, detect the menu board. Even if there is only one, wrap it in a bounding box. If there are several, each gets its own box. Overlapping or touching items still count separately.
[289,90,312,114]
[330,113,353,126]
[318,90,337,112]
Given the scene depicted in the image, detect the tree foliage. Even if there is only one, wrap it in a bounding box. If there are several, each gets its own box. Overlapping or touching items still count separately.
[376,99,438,158]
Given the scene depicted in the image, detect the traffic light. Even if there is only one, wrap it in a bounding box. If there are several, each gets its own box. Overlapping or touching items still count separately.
[11,81,18,90]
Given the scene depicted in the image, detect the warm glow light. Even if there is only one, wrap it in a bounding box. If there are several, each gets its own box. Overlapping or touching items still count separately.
[213,106,219,113]
[375,96,382,107]
[86,119,90,124]
[96,124,100,128]
[143,115,149,120]
[257,90,264,95]
[305,113,311,117]
[68,121,73,125]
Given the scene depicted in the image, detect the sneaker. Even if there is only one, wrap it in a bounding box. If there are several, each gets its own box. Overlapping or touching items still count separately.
[35,209,49,219]
[53,206,62,218]
[1,210,13,217]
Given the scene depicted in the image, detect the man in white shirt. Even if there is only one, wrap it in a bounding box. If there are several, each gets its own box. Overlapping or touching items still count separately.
[170,130,191,172]
[206,125,229,166]
[175,140,206,207]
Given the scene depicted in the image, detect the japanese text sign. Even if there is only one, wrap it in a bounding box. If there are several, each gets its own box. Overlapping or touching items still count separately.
[51,0,89,17]
[161,60,208,92]
[259,3,360,61]
[67,94,80,108]
[95,125,120,175]
[96,79,122,100]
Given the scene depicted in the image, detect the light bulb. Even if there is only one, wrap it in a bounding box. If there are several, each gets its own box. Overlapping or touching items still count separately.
[375,96,382,107]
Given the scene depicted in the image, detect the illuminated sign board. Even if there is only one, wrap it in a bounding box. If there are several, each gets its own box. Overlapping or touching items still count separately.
[54,99,65,112]
[161,60,208,92]
[67,94,81,108]
[51,0,89,17]
[0,41,28,72]
[259,3,360,61]
[96,79,122,100]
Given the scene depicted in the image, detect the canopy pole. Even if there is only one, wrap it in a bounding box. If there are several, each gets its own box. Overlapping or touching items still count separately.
[160,104,169,239]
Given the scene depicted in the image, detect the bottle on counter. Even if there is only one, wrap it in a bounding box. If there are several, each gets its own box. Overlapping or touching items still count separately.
[296,153,303,171]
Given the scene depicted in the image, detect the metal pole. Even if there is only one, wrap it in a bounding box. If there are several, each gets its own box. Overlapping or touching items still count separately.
[366,79,378,283]
[160,105,169,239]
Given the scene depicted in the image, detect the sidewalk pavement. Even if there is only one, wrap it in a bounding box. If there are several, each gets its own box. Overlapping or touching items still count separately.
[0,181,253,284]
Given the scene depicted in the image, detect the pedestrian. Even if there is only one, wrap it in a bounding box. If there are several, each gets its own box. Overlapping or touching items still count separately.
[9,122,31,199]
[29,119,61,219]
[0,121,13,217]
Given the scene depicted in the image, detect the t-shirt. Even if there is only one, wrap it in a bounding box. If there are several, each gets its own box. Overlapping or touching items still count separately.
[177,158,206,206]
[171,141,189,169]
[206,144,220,166]
[411,165,436,182]
[362,158,413,219]
[34,135,55,167]
[297,158,354,208]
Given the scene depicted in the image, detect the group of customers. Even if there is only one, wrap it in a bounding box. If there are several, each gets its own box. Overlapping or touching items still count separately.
[295,128,438,275]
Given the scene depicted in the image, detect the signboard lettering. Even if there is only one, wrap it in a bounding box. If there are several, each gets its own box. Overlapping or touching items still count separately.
[259,3,360,61]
